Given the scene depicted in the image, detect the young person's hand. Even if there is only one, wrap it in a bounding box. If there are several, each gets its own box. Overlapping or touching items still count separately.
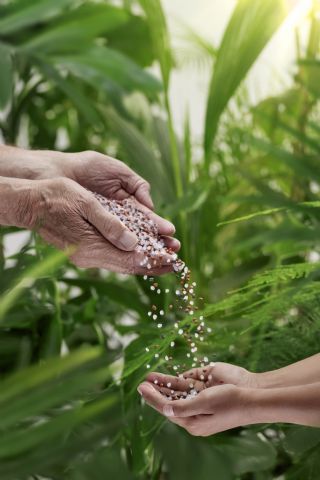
[137,381,250,436]
[138,355,320,436]
[179,362,258,389]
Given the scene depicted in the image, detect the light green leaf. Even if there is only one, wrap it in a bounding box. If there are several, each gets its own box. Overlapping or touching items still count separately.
[105,107,172,200]
[21,4,128,53]
[0,249,67,322]
[0,0,74,35]
[0,43,12,109]
[204,0,287,166]
[50,46,161,96]
[139,0,172,91]
[163,182,212,217]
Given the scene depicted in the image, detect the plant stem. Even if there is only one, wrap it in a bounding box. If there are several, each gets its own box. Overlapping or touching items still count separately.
[163,92,183,200]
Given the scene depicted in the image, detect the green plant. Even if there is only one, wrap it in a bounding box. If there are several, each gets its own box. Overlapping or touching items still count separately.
[0,0,320,478]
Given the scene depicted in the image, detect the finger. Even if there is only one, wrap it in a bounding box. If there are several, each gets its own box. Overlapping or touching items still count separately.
[147,210,175,236]
[84,197,138,251]
[121,168,154,210]
[162,236,181,252]
[134,182,154,211]
[161,390,211,418]
[131,199,176,236]
[139,382,210,418]
[137,382,168,414]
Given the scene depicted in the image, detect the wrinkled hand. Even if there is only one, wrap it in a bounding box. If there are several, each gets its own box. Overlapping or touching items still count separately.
[10,176,176,274]
[0,147,180,273]
[35,149,179,249]
[137,379,249,437]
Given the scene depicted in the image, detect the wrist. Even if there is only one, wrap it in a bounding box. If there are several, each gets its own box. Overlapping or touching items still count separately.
[0,176,39,229]
[242,386,292,425]
[0,145,70,180]
[253,370,286,389]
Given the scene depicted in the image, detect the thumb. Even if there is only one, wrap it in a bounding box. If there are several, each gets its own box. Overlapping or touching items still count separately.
[163,391,209,418]
[85,197,138,251]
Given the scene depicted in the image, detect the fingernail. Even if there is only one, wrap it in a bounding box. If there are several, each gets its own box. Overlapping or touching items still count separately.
[167,222,176,234]
[163,405,174,417]
[119,230,138,251]
[137,386,143,396]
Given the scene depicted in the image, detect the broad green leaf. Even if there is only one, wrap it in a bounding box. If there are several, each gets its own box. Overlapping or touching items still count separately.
[204,0,287,165]
[0,394,117,459]
[70,448,132,480]
[36,60,102,125]
[61,277,147,316]
[0,346,102,404]
[286,447,320,480]
[106,13,155,67]
[156,425,233,480]
[0,249,67,322]
[0,0,74,35]
[49,46,161,96]
[105,107,173,200]
[139,0,172,91]
[247,135,320,182]
[0,363,110,431]
[21,4,128,53]
[215,432,277,474]
[0,43,12,109]
[284,426,320,456]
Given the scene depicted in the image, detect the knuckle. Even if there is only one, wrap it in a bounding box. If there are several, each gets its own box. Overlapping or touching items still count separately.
[81,149,97,160]
[56,176,75,189]
[143,180,151,191]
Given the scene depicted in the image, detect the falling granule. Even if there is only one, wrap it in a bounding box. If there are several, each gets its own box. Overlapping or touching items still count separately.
[94,193,214,400]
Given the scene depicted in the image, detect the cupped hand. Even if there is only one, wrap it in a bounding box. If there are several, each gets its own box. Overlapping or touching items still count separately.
[137,380,250,436]
[180,362,257,389]
[37,149,180,252]
[23,177,175,275]
[143,362,256,396]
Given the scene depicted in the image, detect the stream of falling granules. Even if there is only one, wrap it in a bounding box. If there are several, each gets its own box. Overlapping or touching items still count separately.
[95,193,213,400]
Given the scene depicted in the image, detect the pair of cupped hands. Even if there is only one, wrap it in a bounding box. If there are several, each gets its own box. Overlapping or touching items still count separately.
[1,147,180,274]
[138,362,262,437]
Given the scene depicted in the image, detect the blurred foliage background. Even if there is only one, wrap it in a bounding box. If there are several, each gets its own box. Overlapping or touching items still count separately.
[0,0,320,478]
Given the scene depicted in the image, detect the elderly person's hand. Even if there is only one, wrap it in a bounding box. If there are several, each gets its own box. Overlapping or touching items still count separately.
[0,146,179,274]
